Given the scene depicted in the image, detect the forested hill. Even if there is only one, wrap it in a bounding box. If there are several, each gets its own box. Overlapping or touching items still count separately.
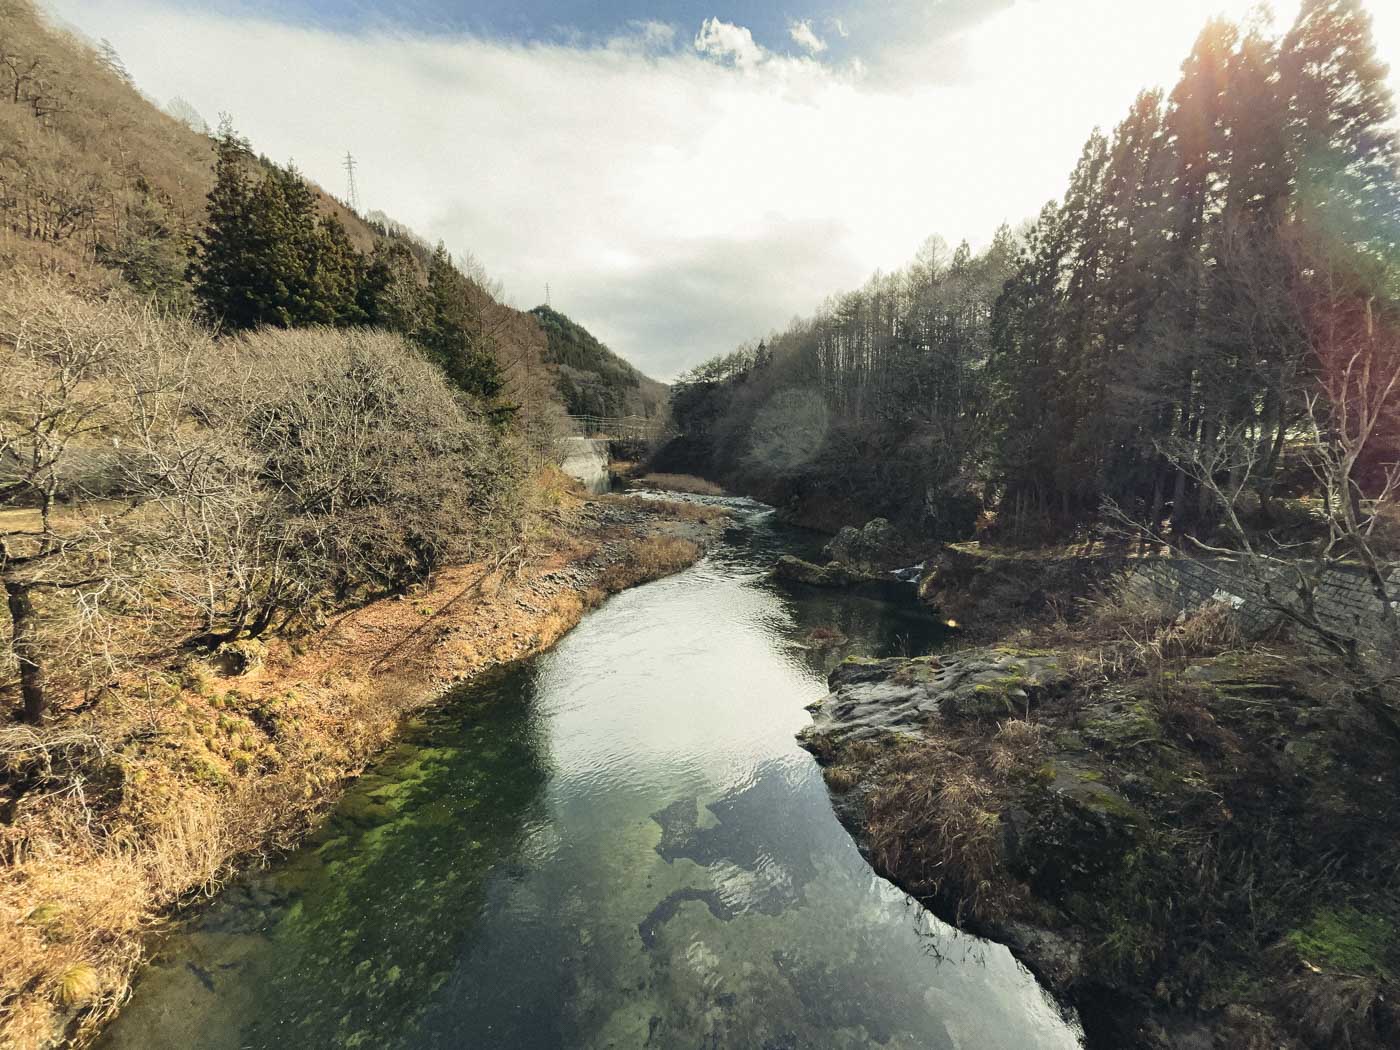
[663,0,1400,542]
[529,305,668,420]
[0,0,371,290]
[0,0,650,433]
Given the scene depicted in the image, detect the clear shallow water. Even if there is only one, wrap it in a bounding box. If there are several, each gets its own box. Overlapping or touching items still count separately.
[102,498,1083,1050]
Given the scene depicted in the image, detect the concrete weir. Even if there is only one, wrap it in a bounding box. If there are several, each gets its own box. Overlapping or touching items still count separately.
[558,437,611,494]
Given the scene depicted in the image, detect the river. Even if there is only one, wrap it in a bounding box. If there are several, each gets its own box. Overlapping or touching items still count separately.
[100,496,1083,1050]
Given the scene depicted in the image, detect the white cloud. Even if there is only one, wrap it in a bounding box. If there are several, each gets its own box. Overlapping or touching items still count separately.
[694,17,766,69]
[789,19,827,55]
[617,20,677,53]
[35,0,1400,380]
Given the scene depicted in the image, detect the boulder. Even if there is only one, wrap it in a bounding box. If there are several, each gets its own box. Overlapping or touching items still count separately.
[821,517,900,570]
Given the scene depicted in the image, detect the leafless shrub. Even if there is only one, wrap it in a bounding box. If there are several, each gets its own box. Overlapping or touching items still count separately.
[1,277,524,721]
[0,273,209,720]
[179,326,524,639]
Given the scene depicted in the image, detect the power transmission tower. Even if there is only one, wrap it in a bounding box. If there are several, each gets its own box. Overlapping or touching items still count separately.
[545,282,551,308]
[343,151,361,213]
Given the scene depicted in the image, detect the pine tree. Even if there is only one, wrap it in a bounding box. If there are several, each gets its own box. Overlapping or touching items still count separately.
[1282,0,1400,253]
[189,122,259,329]
[416,244,508,408]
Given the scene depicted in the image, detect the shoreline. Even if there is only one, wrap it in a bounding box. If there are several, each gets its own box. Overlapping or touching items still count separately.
[1,491,724,1050]
[798,559,1400,1050]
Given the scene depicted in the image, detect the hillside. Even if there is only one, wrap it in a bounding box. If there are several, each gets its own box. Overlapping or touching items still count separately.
[0,0,377,291]
[529,304,667,421]
[0,0,660,441]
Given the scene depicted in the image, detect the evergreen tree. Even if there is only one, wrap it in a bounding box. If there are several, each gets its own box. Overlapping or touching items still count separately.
[1282,0,1400,253]
[191,129,372,330]
[189,122,260,329]
[416,244,508,408]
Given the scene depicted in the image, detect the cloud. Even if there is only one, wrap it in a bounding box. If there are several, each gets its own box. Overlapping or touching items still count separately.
[617,20,677,53]
[36,0,1400,381]
[694,17,765,68]
[788,19,827,55]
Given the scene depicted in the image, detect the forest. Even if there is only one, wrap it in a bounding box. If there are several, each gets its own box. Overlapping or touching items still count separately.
[666,0,1399,551]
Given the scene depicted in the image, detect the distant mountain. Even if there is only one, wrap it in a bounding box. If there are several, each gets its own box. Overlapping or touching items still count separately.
[529,305,667,420]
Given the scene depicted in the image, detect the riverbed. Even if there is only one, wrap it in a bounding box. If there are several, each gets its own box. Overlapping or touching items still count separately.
[100,496,1082,1050]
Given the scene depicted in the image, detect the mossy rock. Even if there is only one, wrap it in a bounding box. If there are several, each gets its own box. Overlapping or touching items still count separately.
[213,638,267,677]
[1082,700,1163,753]
[946,677,1027,719]
[1282,737,1337,781]
[1009,771,1145,903]
[945,666,1041,720]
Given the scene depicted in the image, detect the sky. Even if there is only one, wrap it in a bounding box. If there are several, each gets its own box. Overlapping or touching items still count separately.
[41,0,1400,379]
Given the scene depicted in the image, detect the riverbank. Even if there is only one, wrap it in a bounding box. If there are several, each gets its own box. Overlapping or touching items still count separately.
[0,485,723,1050]
[89,491,1080,1050]
[800,570,1400,1049]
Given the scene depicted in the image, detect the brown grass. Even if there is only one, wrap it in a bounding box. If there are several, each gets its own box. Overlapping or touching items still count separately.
[988,718,1046,777]
[587,536,702,606]
[0,491,710,1050]
[864,739,1022,923]
[635,473,726,496]
[612,495,729,523]
[1057,578,1243,691]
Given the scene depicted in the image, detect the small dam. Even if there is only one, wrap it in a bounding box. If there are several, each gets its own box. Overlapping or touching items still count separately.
[557,437,611,494]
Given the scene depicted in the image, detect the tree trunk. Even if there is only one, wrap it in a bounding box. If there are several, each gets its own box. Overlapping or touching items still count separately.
[3,577,47,723]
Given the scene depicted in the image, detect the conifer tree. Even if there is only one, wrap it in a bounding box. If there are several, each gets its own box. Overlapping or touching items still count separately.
[416,244,508,409]
[1282,0,1400,252]
[189,122,259,329]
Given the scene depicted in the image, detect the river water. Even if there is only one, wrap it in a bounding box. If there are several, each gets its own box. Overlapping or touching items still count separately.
[101,497,1082,1050]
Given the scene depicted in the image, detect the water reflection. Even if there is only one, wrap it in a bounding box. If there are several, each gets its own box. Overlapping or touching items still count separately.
[102,497,1081,1050]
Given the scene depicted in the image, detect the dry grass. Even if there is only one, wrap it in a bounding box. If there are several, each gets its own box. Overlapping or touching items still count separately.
[635,473,726,496]
[1058,579,1243,690]
[612,495,729,524]
[988,718,1046,777]
[588,536,702,605]
[822,766,861,792]
[865,739,1021,923]
[0,490,708,1050]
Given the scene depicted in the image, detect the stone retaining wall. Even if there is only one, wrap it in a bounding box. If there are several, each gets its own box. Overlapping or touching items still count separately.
[1125,554,1398,653]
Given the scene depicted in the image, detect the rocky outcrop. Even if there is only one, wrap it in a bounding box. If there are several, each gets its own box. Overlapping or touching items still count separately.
[805,650,1069,744]
[821,517,901,570]
[800,646,1400,1050]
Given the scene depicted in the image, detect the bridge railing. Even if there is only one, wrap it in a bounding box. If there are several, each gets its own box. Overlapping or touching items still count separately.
[568,414,672,441]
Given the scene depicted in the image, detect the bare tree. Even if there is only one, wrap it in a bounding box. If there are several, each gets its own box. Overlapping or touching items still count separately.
[0,276,204,721]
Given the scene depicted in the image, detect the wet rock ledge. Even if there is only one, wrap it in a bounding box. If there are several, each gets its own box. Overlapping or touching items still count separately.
[799,647,1400,1050]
